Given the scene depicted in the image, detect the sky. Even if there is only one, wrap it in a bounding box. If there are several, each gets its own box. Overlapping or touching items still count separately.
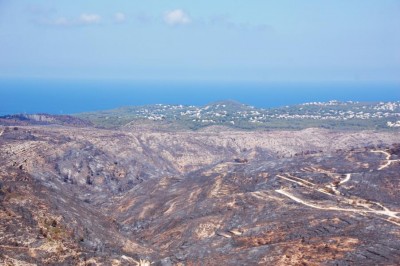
[0,0,399,83]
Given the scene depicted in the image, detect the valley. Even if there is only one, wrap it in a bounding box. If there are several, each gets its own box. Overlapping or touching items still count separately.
[1,124,400,265]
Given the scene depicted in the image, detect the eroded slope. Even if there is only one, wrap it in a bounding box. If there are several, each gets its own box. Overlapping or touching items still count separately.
[1,126,400,265]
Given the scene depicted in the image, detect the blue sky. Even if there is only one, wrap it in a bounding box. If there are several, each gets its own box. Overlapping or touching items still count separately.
[0,0,399,82]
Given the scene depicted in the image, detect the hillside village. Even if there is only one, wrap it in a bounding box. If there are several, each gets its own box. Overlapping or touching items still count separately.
[76,100,400,130]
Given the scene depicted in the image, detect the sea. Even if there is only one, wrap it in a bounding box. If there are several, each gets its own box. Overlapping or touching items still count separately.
[0,78,399,115]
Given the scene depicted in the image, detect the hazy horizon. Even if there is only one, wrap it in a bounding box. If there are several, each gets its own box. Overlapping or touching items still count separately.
[1,78,399,115]
[1,1,399,114]
[1,0,399,82]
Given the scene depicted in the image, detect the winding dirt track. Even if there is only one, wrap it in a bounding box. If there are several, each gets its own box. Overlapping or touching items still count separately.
[371,150,400,170]
[371,150,392,160]
[339,173,351,185]
[275,161,400,227]
[275,189,399,219]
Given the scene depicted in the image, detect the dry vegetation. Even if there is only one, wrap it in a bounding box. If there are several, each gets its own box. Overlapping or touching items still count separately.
[1,125,400,265]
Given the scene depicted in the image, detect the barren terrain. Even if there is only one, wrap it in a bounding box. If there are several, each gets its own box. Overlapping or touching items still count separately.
[1,125,400,265]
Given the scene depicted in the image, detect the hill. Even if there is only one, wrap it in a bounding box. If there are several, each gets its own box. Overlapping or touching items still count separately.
[0,114,92,127]
[75,100,400,130]
[1,125,400,264]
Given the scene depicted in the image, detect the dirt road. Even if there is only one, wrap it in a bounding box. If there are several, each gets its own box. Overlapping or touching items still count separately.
[371,150,400,170]
[339,173,351,185]
[275,189,399,220]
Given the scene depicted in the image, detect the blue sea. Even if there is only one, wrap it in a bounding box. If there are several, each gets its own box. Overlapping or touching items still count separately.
[0,78,399,115]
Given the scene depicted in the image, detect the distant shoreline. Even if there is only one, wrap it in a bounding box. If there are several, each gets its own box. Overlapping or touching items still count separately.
[0,79,399,115]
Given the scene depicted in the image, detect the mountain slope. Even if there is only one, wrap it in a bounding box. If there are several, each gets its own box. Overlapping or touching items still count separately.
[1,125,400,264]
